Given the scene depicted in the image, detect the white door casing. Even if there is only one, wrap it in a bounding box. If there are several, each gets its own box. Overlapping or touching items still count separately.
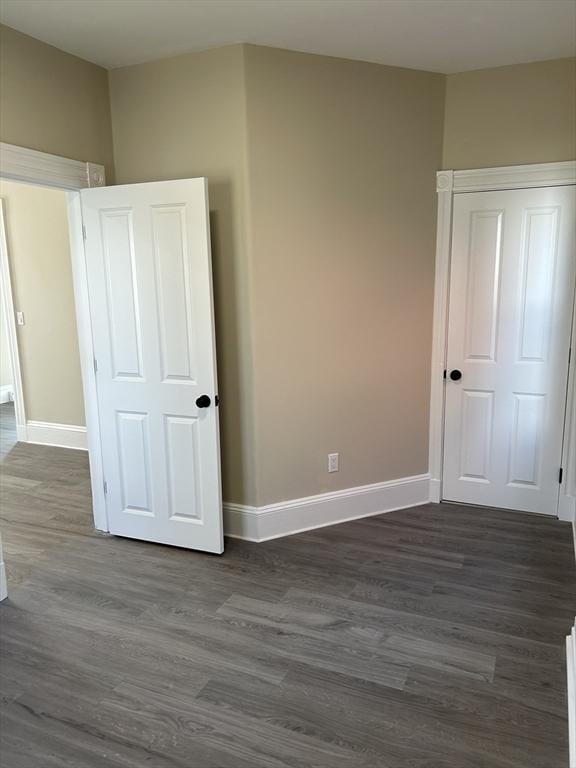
[81,178,223,553]
[442,185,576,515]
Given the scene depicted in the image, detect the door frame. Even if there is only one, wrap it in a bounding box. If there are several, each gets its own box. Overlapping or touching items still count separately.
[0,199,26,435]
[428,160,576,519]
[0,141,109,530]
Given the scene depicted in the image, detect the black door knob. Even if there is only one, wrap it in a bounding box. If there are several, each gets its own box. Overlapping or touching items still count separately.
[196,394,211,408]
[449,369,462,381]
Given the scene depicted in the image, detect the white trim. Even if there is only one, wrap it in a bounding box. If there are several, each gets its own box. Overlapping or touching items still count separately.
[428,161,576,513]
[0,142,105,191]
[0,384,14,404]
[0,201,26,434]
[559,497,576,524]
[0,562,6,601]
[452,161,576,193]
[66,193,108,531]
[0,144,107,533]
[0,532,6,600]
[568,623,576,768]
[559,294,576,523]
[23,420,87,450]
[224,473,430,542]
[428,171,453,501]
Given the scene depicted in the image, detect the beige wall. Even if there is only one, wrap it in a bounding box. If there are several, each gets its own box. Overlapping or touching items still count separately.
[0,25,115,180]
[443,57,576,170]
[109,45,257,505]
[6,27,570,509]
[244,46,445,505]
[109,44,445,507]
[0,180,85,426]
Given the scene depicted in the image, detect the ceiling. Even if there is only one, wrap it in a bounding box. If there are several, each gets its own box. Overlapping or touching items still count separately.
[1,0,574,73]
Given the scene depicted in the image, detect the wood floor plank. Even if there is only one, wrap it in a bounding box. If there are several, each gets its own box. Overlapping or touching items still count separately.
[282,588,568,664]
[383,634,495,682]
[0,401,573,766]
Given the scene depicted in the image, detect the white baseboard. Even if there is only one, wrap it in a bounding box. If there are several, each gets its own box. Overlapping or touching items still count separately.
[0,384,14,404]
[21,420,87,450]
[224,473,430,542]
[568,624,576,768]
[0,532,6,600]
[0,559,6,601]
[429,477,441,503]
[559,494,576,523]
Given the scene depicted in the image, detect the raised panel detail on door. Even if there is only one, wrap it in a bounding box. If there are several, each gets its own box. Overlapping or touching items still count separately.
[464,210,503,362]
[152,205,196,383]
[116,411,152,516]
[100,209,143,380]
[443,186,575,515]
[508,394,545,488]
[165,415,202,522]
[82,178,223,552]
[518,208,559,362]
[459,390,494,481]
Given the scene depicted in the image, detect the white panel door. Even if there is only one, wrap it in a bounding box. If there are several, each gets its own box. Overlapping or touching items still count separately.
[443,185,576,515]
[81,179,223,552]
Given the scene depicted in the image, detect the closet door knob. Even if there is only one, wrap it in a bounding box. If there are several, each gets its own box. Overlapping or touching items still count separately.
[449,369,462,381]
[196,395,211,408]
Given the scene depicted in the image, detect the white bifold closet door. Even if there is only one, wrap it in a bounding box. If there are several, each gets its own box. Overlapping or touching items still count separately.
[81,178,223,553]
[443,185,576,515]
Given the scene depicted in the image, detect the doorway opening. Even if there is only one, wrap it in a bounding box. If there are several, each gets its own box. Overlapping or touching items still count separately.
[0,142,224,560]
[0,179,88,462]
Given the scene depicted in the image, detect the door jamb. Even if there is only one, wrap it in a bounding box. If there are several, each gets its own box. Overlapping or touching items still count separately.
[559,294,576,522]
[0,200,26,437]
[0,142,109,531]
[428,161,576,518]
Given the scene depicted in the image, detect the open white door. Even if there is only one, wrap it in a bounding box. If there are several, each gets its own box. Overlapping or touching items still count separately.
[443,185,576,515]
[81,178,223,553]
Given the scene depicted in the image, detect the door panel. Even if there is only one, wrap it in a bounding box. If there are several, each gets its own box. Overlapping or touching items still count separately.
[518,208,558,362]
[101,209,143,379]
[443,186,575,515]
[463,210,502,362]
[152,205,197,382]
[164,414,202,521]
[459,389,494,482]
[508,393,544,487]
[81,179,223,552]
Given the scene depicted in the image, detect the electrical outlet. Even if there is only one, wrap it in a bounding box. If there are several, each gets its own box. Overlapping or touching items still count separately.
[16,311,25,326]
[328,453,339,473]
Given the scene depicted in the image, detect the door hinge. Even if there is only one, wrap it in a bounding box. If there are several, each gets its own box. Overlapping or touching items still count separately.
[82,224,87,242]
[93,357,98,374]
[569,347,572,366]
[103,479,108,495]
[559,467,564,484]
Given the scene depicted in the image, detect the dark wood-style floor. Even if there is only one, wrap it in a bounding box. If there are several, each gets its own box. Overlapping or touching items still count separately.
[0,400,574,767]
[0,401,17,458]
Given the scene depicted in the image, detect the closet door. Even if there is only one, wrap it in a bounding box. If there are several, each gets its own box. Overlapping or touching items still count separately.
[443,185,575,515]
